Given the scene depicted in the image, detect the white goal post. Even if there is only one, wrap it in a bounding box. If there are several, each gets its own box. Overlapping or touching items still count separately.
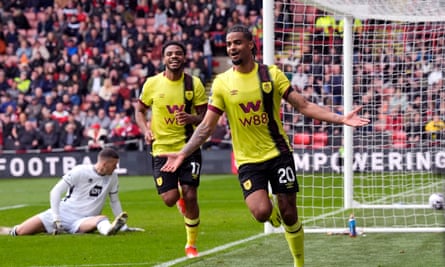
[263,0,445,234]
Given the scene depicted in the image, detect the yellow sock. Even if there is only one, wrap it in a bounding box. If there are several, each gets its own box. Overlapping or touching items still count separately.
[184,217,200,247]
[284,220,304,267]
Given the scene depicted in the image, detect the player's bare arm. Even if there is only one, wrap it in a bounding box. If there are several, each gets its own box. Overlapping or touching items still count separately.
[161,110,220,172]
[175,104,208,125]
[135,101,154,144]
[287,91,370,127]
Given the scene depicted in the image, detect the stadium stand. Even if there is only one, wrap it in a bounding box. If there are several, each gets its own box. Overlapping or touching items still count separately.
[0,0,443,154]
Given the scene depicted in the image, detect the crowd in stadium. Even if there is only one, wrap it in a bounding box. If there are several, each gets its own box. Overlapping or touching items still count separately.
[275,3,445,149]
[0,0,443,152]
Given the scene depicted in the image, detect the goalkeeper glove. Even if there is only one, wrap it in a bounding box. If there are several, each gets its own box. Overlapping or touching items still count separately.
[120,224,145,232]
[52,220,64,235]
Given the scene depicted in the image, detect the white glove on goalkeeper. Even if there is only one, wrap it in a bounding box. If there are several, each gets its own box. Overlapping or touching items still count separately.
[52,219,64,235]
[120,224,145,232]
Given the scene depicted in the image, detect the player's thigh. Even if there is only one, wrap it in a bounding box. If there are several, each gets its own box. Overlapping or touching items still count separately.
[268,153,299,195]
[75,215,107,234]
[238,163,269,199]
[178,150,202,187]
[17,212,48,235]
[153,156,180,194]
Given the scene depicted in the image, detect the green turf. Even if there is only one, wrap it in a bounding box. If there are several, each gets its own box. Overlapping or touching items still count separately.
[0,175,444,267]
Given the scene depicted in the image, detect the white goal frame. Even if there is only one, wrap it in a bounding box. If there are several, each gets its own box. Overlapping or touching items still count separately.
[262,0,445,234]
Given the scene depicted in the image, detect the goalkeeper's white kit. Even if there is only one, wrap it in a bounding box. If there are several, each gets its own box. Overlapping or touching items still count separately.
[37,164,124,233]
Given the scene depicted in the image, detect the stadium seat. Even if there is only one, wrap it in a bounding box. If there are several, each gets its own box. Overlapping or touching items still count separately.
[293,132,311,148]
[311,132,328,149]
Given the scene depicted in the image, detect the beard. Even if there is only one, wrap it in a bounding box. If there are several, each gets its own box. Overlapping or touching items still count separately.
[166,63,183,73]
[232,59,243,65]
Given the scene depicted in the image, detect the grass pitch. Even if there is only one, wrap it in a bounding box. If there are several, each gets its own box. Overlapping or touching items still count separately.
[0,175,444,267]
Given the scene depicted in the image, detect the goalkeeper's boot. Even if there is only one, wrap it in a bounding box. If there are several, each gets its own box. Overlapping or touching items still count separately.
[268,195,282,227]
[107,211,128,235]
[176,183,186,216]
[185,245,199,258]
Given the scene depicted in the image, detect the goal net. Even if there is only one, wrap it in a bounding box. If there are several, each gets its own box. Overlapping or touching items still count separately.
[264,0,445,233]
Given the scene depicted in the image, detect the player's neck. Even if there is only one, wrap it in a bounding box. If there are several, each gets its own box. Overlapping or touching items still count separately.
[163,70,183,81]
[233,60,255,74]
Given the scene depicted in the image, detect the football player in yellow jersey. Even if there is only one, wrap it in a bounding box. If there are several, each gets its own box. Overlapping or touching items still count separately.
[135,41,208,258]
[160,25,369,267]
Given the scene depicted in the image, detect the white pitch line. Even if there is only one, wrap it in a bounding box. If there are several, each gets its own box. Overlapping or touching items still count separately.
[153,233,268,267]
[0,204,27,211]
[29,233,268,267]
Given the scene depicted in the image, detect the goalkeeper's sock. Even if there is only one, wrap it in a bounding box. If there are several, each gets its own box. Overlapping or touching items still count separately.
[184,217,200,247]
[9,226,18,236]
[284,220,304,267]
[96,218,112,235]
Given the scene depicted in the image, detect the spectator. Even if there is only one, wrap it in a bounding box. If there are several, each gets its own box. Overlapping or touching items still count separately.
[85,27,105,54]
[154,7,168,33]
[404,111,423,146]
[389,87,408,113]
[11,7,31,30]
[121,99,135,118]
[4,21,19,49]
[202,31,213,82]
[86,123,108,150]
[14,71,31,94]
[83,108,100,129]
[31,39,50,62]
[41,71,58,95]
[110,116,141,150]
[28,71,45,94]
[37,9,54,37]
[38,121,59,150]
[97,108,112,130]
[24,97,43,121]
[13,120,40,150]
[59,122,82,151]
[42,94,56,111]
[424,113,445,141]
[99,78,114,102]
[87,68,104,94]
[51,102,70,125]
[291,64,308,92]
[0,70,10,95]
[185,61,204,85]
[0,114,15,150]
[45,31,63,62]
[16,39,32,65]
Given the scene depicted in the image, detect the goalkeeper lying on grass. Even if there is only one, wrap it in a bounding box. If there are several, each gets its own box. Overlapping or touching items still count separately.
[0,148,143,236]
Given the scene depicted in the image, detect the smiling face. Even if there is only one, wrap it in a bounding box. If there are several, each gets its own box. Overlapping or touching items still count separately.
[163,44,186,74]
[226,31,254,66]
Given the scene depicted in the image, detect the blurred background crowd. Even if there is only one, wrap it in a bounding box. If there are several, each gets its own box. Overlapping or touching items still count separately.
[0,0,443,153]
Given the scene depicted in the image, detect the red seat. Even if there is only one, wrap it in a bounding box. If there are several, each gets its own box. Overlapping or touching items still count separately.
[293,133,311,148]
[311,132,328,149]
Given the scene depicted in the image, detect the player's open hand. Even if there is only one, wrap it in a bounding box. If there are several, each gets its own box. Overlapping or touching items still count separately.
[159,152,186,173]
[343,106,370,127]
[175,111,194,125]
[144,130,154,144]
